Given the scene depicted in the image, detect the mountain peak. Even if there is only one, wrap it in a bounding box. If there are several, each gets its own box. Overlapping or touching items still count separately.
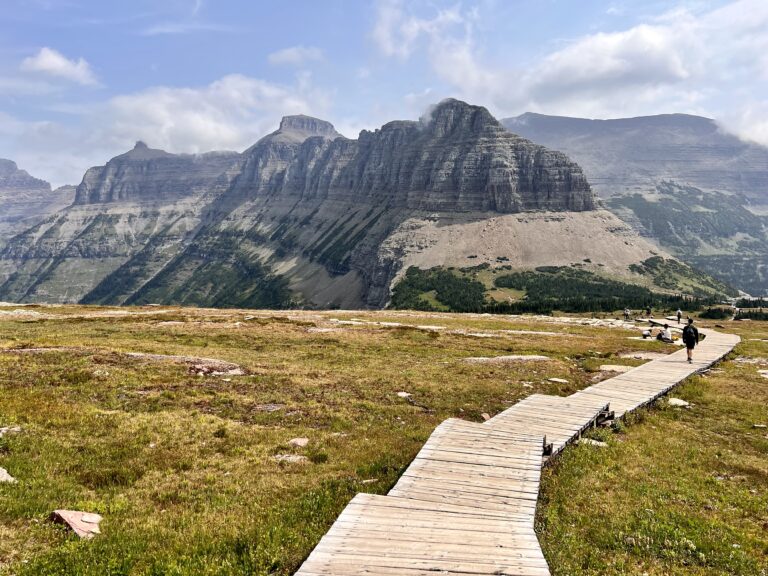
[422,98,499,137]
[278,115,339,138]
[134,141,149,150]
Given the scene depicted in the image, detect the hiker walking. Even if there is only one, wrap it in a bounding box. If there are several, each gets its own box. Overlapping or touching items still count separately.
[682,318,699,364]
[676,308,682,324]
[646,306,652,318]
[624,308,631,321]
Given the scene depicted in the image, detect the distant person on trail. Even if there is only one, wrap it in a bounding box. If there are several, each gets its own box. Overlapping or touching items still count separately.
[682,318,700,364]
[646,306,652,318]
[624,308,631,321]
[676,308,682,324]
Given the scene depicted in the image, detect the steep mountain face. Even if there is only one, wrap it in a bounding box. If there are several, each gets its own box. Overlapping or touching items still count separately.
[502,112,768,295]
[0,99,686,308]
[0,160,75,246]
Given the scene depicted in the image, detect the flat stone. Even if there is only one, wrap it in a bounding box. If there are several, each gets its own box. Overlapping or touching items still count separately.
[579,438,608,447]
[396,391,412,399]
[0,467,16,483]
[759,370,768,379]
[548,378,569,384]
[668,397,690,407]
[599,364,635,373]
[464,354,549,364]
[0,425,21,438]
[752,424,767,429]
[481,413,491,421]
[50,510,102,539]
[289,437,309,448]
[254,403,284,413]
[620,352,668,360]
[273,454,308,464]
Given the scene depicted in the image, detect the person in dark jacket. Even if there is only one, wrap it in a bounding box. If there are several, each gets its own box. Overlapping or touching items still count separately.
[682,318,699,363]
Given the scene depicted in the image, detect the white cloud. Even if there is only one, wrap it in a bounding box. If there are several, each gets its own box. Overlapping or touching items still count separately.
[140,21,233,35]
[371,0,463,59]
[0,73,333,187]
[267,45,324,67]
[370,0,768,145]
[20,47,97,86]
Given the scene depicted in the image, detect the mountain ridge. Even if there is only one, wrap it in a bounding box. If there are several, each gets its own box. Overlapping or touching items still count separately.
[0,99,717,307]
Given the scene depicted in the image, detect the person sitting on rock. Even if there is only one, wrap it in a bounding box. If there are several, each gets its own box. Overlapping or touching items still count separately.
[656,324,673,343]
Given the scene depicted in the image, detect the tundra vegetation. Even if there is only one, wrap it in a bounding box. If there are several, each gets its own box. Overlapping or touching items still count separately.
[0,305,765,575]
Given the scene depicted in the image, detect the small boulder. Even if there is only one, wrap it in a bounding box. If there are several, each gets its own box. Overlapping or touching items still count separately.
[50,510,102,539]
[273,454,308,464]
[579,438,608,447]
[0,467,17,483]
[481,413,491,421]
[599,365,634,373]
[0,425,21,438]
[289,437,309,448]
[752,424,767,429]
[668,398,690,408]
[396,391,412,399]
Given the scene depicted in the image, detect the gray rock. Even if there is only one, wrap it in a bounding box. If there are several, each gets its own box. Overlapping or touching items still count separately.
[0,425,21,438]
[288,437,309,448]
[548,378,569,384]
[273,454,308,464]
[668,397,690,407]
[0,467,16,483]
[578,438,608,447]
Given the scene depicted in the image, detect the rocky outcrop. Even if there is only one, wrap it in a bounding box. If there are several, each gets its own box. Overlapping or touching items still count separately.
[1,99,669,308]
[232,99,595,212]
[74,142,242,205]
[0,160,75,246]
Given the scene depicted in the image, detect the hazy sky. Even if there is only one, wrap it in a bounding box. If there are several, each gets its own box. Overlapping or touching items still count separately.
[2,0,767,186]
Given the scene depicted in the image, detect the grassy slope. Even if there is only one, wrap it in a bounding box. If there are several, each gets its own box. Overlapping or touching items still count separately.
[539,322,768,575]
[0,306,765,574]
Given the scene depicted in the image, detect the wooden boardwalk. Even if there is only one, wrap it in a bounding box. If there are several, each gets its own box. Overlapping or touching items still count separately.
[295,327,739,575]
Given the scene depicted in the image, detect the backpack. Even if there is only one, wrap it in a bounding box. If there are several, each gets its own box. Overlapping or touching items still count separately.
[683,325,698,344]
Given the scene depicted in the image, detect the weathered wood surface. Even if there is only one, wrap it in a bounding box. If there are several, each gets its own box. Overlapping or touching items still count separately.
[295,328,739,575]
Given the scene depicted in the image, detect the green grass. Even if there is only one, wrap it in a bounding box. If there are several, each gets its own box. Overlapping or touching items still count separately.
[0,305,765,575]
[539,322,768,575]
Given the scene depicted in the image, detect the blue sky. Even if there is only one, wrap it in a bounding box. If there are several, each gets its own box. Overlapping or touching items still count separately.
[2,0,767,186]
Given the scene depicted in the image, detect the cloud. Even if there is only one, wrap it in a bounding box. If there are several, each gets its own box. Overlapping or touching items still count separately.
[267,45,324,67]
[20,47,97,85]
[370,0,768,145]
[0,73,332,187]
[371,0,463,59]
[140,21,233,35]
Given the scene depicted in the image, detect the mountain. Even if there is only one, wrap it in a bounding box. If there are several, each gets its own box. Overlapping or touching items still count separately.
[0,100,715,308]
[502,112,768,295]
[502,112,768,201]
[0,159,76,246]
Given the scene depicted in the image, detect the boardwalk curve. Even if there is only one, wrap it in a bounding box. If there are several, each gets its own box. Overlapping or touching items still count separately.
[295,327,740,575]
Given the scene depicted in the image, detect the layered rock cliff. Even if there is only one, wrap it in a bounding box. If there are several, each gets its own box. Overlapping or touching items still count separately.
[0,160,75,246]
[0,99,680,308]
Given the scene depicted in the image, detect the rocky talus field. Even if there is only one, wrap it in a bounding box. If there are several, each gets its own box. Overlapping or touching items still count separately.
[0,303,766,575]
